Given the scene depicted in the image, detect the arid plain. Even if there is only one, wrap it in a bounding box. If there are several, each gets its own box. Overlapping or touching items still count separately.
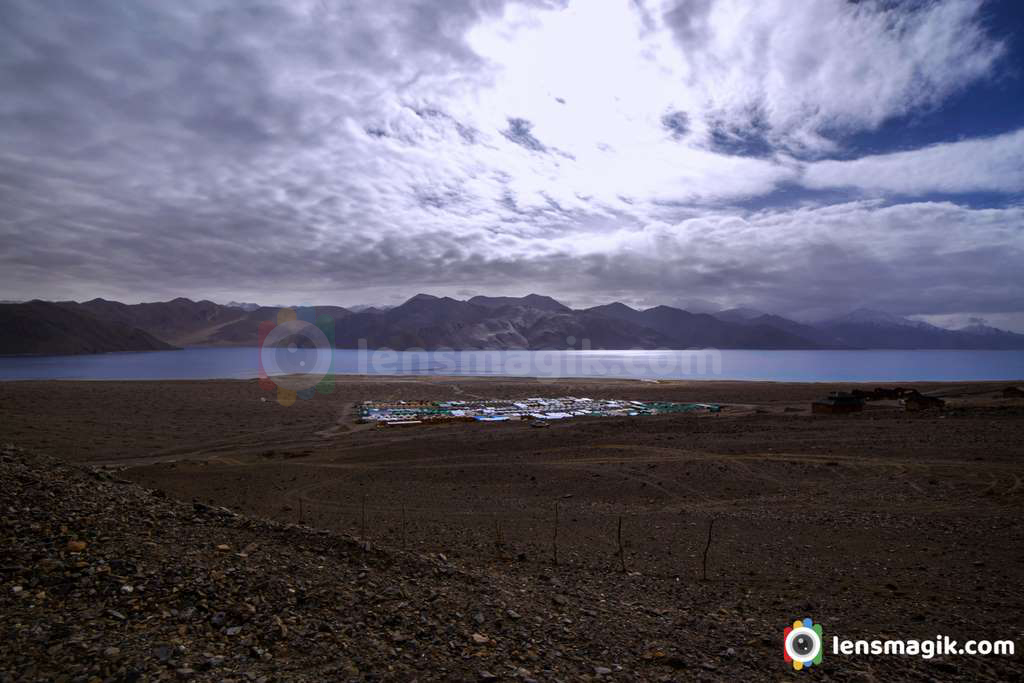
[2,376,1022,680]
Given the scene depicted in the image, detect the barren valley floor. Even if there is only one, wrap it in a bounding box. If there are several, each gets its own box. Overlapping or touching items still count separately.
[1,376,1022,680]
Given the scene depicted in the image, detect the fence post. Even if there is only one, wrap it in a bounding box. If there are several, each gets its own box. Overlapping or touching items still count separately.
[618,516,626,573]
[552,501,559,566]
[702,518,716,581]
[361,494,367,552]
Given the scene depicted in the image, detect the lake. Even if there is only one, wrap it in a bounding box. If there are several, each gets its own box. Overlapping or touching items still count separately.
[0,347,1022,382]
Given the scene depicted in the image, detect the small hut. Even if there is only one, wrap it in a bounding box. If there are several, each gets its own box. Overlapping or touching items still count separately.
[1002,386,1024,398]
[902,394,945,411]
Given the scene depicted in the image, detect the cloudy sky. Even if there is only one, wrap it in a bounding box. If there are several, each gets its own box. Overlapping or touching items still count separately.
[1,0,1022,328]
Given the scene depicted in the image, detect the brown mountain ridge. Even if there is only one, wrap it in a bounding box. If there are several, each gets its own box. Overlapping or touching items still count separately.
[2,295,1023,355]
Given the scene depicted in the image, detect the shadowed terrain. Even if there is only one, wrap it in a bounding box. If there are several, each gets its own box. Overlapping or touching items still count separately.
[1,377,1022,679]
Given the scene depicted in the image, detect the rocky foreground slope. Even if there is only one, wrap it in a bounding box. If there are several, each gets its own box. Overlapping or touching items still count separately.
[0,445,756,682]
[2,444,1019,682]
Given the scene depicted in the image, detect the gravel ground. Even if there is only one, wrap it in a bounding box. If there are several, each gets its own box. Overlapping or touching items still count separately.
[2,442,1022,681]
[2,378,1023,681]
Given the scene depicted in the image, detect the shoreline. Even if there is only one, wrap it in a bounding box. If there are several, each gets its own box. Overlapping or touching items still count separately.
[0,374,1022,385]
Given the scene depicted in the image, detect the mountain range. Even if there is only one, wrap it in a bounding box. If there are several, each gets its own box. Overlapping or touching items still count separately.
[1,295,1023,355]
[0,302,175,356]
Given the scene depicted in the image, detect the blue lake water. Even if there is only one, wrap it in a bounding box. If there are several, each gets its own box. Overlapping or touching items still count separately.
[0,348,1022,382]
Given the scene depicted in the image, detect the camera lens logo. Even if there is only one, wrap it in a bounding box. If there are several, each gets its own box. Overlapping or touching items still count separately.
[784,618,823,671]
[258,306,335,406]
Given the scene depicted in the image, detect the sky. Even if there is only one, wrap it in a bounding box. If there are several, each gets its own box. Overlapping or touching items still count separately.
[1,0,1022,329]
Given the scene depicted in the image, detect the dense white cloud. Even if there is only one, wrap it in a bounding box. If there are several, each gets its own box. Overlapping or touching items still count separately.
[458,0,1007,157]
[648,0,1005,153]
[802,128,1024,195]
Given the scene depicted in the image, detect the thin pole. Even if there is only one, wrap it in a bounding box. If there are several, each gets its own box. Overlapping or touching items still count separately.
[702,518,716,581]
[552,501,559,566]
[361,494,367,541]
[618,516,626,573]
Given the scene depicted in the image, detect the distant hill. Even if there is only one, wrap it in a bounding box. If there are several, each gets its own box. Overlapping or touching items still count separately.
[225,301,262,312]
[56,299,352,348]
[333,294,501,349]
[588,303,824,349]
[6,297,1023,354]
[0,302,176,355]
[61,298,249,346]
[713,307,767,323]
[468,294,572,313]
[330,294,673,350]
[203,305,352,346]
[814,308,1024,349]
[714,310,846,348]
